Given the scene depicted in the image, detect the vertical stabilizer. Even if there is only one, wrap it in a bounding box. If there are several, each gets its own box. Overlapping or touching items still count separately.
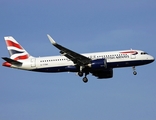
[4,36,30,60]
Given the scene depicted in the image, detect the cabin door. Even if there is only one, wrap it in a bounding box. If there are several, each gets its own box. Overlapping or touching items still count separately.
[31,58,36,67]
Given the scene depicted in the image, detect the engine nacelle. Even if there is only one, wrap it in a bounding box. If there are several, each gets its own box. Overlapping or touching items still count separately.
[88,58,107,69]
[92,69,113,79]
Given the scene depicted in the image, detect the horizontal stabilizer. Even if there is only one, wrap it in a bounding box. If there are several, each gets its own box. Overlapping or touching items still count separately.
[2,57,22,66]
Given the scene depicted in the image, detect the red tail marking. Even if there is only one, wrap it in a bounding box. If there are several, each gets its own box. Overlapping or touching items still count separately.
[6,40,23,50]
[14,54,29,60]
[2,62,11,67]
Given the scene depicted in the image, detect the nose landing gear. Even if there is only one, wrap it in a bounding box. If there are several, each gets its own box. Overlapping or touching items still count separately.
[132,66,137,75]
[133,71,137,75]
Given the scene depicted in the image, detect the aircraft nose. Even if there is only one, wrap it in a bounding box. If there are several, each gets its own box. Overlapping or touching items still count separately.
[149,55,155,62]
[152,57,155,62]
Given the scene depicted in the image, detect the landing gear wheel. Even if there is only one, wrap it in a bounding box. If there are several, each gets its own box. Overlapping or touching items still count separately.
[133,71,137,75]
[83,77,88,83]
[132,66,137,75]
[78,72,83,77]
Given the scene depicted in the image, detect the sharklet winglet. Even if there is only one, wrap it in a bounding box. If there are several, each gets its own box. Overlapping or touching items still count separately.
[47,34,56,45]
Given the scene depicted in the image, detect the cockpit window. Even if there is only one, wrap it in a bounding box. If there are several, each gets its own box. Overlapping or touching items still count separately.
[141,52,148,55]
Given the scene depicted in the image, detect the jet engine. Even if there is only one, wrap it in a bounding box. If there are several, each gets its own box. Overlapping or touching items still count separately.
[92,69,113,79]
[88,58,107,69]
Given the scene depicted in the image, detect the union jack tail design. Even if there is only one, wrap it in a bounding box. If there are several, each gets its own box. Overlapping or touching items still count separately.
[4,36,30,60]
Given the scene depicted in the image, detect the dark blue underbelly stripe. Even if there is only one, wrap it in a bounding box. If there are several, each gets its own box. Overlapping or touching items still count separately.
[31,60,154,73]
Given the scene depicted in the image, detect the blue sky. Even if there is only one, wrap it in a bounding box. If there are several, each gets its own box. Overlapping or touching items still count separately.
[0,0,156,120]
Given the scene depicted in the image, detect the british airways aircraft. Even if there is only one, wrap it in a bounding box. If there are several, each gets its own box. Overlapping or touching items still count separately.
[2,35,155,83]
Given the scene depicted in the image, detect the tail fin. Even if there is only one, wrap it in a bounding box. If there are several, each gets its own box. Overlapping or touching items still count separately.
[4,36,30,60]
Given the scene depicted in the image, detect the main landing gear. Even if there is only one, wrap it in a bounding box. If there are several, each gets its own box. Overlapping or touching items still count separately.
[83,76,88,83]
[132,66,137,75]
[78,71,89,83]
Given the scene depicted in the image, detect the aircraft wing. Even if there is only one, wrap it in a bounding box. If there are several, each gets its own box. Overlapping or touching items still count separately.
[47,34,91,66]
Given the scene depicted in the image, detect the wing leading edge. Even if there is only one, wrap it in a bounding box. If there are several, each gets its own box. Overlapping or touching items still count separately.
[47,34,91,66]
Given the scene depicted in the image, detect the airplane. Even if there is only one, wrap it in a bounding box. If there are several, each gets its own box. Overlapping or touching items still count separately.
[2,35,155,83]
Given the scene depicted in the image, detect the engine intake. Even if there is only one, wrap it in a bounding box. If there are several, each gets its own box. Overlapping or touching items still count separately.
[88,58,107,69]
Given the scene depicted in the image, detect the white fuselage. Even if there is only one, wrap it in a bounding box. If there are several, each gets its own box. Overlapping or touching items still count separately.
[12,50,154,72]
